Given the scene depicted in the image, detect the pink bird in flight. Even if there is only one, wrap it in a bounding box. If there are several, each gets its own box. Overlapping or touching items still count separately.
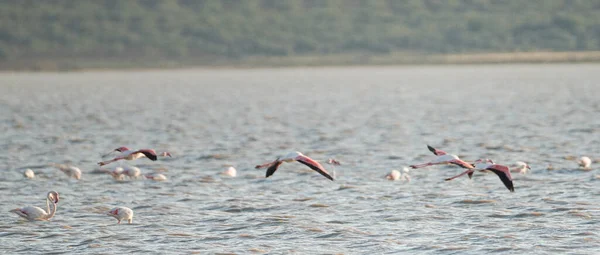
[255,151,334,181]
[98,146,171,166]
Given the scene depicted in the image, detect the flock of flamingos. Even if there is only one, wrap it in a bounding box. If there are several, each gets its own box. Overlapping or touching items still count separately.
[11,145,594,224]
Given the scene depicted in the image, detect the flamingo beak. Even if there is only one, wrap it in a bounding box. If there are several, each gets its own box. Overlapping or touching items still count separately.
[526,164,531,170]
[167,152,172,157]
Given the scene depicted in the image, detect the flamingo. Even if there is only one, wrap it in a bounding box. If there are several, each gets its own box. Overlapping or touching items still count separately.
[24,169,35,179]
[327,159,341,166]
[221,166,237,177]
[98,147,171,166]
[145,173,167,181]
[578,156,592,169]
[511,161,531,174]
[10,191,60,221]
[326,158,340,179]
[445,159,514,192]
[386,167,411,181]
[255,151,334,181]
[108,167,125,180]
[50,163,81,180]
[107,207,134,224]
[410,145,475,173]
[122,166,141,178]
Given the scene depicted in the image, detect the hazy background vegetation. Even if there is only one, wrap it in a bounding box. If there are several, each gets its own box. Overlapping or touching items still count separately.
[1,0,599,69]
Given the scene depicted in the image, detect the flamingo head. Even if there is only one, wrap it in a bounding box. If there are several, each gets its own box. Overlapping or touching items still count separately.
[161,152,172,157]
[107,208,119,216]
[47,191,60,204]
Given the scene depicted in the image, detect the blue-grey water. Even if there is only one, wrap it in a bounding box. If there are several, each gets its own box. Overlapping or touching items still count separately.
[0,64,599,254]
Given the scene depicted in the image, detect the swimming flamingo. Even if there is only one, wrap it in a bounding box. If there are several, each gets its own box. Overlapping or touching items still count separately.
[145,173,167,181]
[510,161,531,174]
[10,191,60,221]
[255,151,334,181]
[24,169,35,179]
[98,147,171,166]
[327,159,341,166]
[221,166,237,177]
[578,156,592,169]
[410,145,474,171]
[50,163,82,180]
[386,167,410,181]
[107,207,134,224]
[445,159,514,192]
[122,166,141,178]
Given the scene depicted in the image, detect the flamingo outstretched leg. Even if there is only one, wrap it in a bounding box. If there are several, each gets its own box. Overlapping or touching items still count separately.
[445,169,475,181]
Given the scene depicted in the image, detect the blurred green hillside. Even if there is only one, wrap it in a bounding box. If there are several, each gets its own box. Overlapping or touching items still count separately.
[1,0,599,70]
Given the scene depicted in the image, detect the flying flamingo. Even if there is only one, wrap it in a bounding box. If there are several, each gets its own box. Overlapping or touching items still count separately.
[107,206,134,224]
[98,147,171,166]
[410,145,475,175]
[386,167,411,181]
[445,159,514,192]
[578,156,592,169]
[255,151,334,181]
[510,161,531,174]
[50,163,82,180]
[10,191,60,221]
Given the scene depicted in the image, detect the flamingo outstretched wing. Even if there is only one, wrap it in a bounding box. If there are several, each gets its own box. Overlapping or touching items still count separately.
[487,164,514,192]
[265,159,283,178]
[135,149,158,161]
[427,145,447,156]
[296,156,334,181]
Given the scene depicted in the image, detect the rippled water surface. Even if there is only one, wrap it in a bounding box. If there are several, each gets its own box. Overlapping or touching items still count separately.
[1,65,599,254]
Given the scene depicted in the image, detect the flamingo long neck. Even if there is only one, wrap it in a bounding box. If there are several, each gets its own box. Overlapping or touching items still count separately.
[45,201,57,220]
[46,198,51,214]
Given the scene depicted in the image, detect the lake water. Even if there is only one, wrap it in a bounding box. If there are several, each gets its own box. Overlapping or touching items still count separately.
[0,64,599,254]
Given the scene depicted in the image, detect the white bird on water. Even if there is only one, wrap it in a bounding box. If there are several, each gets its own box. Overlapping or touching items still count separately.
[221,166,237,177]
[145,173,167,181]
[10,191,60,221]
[107,207,134,224]
[386,167,411,181]
[24,169,35,179]
[578,156,592,169]
[51,163,82,180]
[108,166,141,180]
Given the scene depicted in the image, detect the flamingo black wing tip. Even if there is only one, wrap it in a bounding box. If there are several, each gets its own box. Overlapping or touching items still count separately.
[427,145,436,153]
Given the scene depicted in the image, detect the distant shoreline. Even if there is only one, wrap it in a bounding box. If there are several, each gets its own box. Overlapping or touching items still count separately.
[2,51,600,72]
